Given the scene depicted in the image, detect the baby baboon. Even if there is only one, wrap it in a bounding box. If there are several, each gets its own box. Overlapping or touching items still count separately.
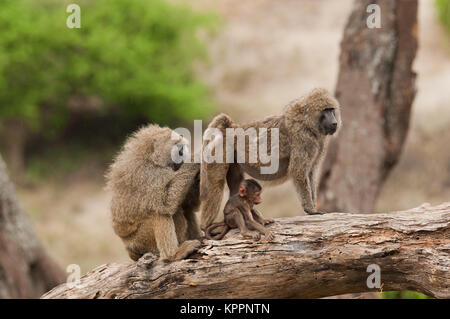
[205,179,274,241]
[200,88,341,229]
[106,124,202,262]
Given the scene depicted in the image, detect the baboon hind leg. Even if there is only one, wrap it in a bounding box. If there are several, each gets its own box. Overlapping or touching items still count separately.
[123,218,158,261]
[154,214,199,262]
[184,207,202,240]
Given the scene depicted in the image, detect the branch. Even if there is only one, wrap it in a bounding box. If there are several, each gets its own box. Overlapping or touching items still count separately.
[42,203,450,299]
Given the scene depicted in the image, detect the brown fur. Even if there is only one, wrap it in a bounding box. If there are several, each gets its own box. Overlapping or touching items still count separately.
[205,179,274,241]
[200,88,341,229]
[106,124,201,261]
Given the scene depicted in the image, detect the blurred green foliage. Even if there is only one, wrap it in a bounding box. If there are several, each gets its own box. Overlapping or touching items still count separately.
[382,291,431,299]
[0,0,215,138]
[436,0,450,33]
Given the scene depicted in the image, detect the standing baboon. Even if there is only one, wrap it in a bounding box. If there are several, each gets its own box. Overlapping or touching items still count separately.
[106,125,201,262]
[200,88,341,229]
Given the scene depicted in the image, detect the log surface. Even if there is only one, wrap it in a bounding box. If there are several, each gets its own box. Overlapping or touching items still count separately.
[42,203,450,299]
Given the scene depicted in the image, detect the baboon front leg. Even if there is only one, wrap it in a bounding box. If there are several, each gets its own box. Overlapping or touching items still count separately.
[228,210,260,240]
[252,208,274,225]
[290,149,324,215]
[248,209,274,241]
[163,163,199,215]
[153,214,200,262]
[292,170,324,215]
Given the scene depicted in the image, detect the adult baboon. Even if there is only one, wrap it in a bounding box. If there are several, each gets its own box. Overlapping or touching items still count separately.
[106,125,201,262]
[200,88,341,229]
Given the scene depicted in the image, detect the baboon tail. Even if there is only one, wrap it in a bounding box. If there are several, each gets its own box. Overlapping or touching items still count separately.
[200,113,234,200]
[205,222,229,240]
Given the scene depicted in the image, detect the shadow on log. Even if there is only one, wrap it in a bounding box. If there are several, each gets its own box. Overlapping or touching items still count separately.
[42,203,450,299]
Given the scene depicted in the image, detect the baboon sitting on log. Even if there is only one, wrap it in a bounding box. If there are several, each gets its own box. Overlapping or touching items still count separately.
[106,125,201,262]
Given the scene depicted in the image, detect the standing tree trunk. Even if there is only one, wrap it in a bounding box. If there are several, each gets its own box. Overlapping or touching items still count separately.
[319,0,418,213]
[0,154,65,298]
[2,119,27,179]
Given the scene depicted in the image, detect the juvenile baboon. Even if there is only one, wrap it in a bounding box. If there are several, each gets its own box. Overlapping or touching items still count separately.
[106,124,202,262]
[205,179,274,241]
[200,88,341,229]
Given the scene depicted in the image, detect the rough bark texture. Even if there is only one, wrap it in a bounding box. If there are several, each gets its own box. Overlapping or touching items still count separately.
[0,154,65,298]
[319,0,418,213]
[42,202,449,299]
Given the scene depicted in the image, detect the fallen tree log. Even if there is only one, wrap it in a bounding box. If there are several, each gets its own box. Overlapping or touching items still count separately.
[42,202,450,299]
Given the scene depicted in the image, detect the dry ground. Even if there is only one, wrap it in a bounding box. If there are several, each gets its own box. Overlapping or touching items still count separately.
[16,0,450,277]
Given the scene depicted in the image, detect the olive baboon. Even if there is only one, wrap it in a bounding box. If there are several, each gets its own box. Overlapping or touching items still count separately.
[205,179,274,241]
[200,88,341,229]
[106,125,201,262]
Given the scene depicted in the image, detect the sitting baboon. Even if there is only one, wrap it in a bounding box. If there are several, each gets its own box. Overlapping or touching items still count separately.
[200,88,341,230]
[106,124,201,262]
[205,179,274,241]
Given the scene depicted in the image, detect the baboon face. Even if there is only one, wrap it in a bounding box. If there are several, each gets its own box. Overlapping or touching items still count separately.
[239,180,263,205]
[151,132,188,170]
[319,108,338,135]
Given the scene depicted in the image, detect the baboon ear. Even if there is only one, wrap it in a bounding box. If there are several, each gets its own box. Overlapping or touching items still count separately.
[239,186,246,197]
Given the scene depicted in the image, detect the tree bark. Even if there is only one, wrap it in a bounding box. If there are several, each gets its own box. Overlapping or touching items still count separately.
[319,0,418,213]
[0,154,65,298]
[42,202,449,299]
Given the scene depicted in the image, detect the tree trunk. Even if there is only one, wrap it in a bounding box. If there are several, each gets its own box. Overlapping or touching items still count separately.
[2,119,27,179]
[42,202,449,299]
[0,154,65,298]
[319,0,418,213]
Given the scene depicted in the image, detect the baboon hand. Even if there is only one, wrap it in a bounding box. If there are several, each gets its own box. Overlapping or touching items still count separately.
[263,218,274,225]
[264,232,275,242]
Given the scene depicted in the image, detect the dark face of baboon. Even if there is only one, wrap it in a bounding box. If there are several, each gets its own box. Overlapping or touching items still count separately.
[319,108,338,135]
[171,143,185,171]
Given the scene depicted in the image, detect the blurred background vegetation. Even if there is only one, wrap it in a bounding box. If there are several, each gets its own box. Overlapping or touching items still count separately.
[0,0,216,179]
[437,0,450,33]
[0,0,448,299]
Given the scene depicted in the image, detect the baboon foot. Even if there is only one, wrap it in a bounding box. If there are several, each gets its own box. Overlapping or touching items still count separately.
[264,232,275,242]
[170,240,201,262]
[242,231,261,241]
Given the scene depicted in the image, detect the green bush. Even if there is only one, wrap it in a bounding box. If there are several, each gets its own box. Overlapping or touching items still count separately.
[436,0,450,33]
[0,0,216,137]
